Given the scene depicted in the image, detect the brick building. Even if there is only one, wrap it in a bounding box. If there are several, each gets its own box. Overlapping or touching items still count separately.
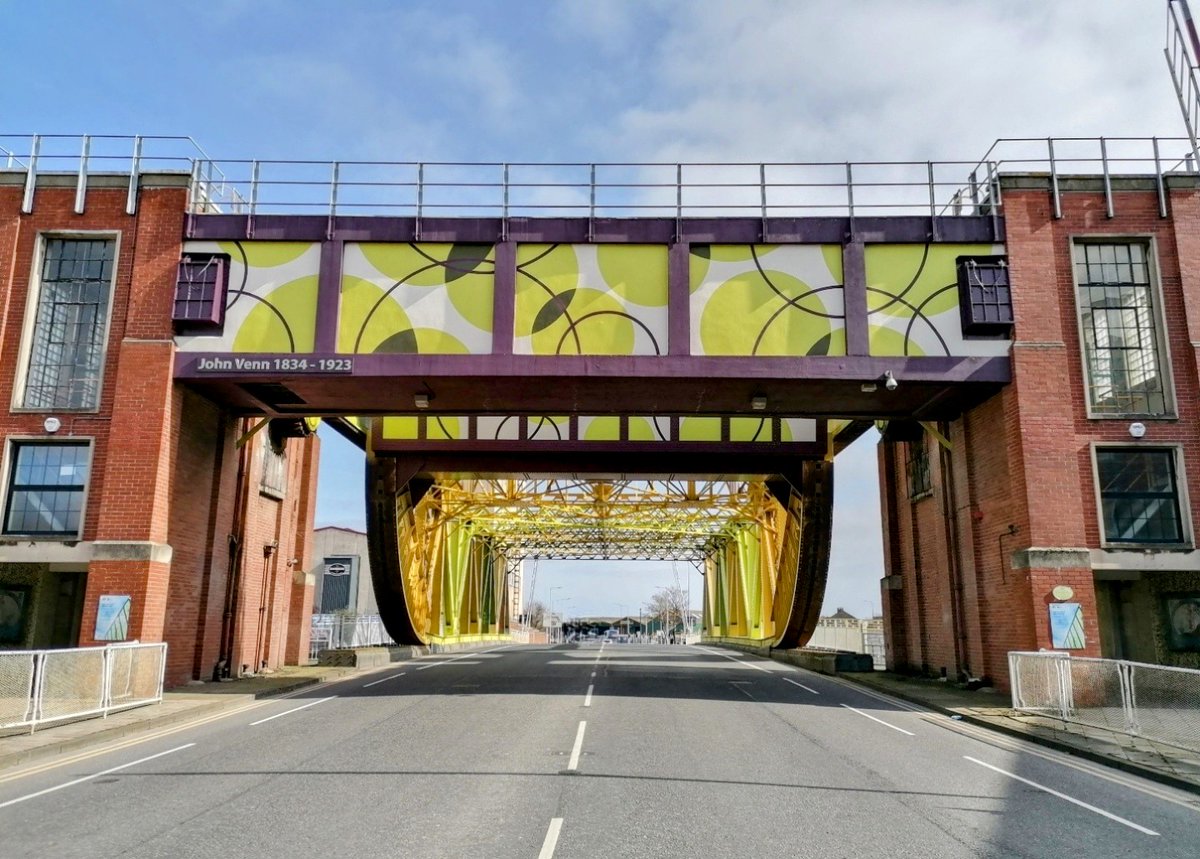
[0,168,318,686]
[880,173,1200,687]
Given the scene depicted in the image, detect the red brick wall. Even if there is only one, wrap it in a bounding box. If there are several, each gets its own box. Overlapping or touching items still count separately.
[0,182,322,687]
[881,184,1200,688]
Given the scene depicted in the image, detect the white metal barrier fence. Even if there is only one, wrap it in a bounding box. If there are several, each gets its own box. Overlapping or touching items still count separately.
[1009,651,1200,753]
[0,642,167,732]
[309,614,394,660]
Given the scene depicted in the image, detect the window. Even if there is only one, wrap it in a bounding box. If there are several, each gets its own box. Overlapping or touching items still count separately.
[3,442,91,537]
[907,442,932,500]
[1074,241,1170,416]
[1096,447,1185,545]
[174,254,228,330]
[260,441,287,498]
[22,238,116,410]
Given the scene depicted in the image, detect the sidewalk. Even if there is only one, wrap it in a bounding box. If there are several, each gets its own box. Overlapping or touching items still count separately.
[840,670,1200,794]
[0,664,363,772]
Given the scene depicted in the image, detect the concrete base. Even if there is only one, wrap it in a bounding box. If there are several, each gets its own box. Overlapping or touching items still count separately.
[705,639,875,674]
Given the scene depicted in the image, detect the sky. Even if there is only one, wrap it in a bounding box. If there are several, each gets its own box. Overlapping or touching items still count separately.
[3,1,1187,619]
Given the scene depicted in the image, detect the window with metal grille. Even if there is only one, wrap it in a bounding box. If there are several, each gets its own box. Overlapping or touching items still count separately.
[260,441,287,498]
[174,254,228,329]
[906,442,932,500]
[957,256,1012,335]
[22,238,115,410]
[1096,448,1185,545]
[1074,242,1170,416]
[3,442,91,537]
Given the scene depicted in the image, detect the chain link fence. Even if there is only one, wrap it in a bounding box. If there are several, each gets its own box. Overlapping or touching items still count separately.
[0,643,166,732]
[1009,651,1200,753]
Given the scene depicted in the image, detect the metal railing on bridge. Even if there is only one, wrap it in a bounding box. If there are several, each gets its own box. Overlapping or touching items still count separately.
[0,642,167,733]
[1009,651,1200,753]
[4,134,1196,229]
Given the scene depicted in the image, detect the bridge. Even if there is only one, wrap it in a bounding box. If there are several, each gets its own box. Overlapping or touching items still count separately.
[145,150,1023,651]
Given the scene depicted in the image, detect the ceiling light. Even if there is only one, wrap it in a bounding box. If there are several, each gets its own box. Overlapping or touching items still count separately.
[414,393,431,409]
[750,396,768,411]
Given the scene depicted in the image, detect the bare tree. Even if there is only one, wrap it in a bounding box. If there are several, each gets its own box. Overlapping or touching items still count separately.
[644,584,689,632]
[524,600,546,628]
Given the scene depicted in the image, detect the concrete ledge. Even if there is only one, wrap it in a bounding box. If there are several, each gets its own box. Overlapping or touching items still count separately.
[1010,547,1091,570]
[705,640,875,674]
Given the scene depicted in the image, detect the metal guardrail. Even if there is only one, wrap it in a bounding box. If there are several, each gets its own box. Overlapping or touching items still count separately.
[4,134,1198,232]
[0,642,167,733]
[1009,651,1200,753]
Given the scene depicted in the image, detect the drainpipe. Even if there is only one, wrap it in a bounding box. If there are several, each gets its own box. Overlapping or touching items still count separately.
[215,416,252,680]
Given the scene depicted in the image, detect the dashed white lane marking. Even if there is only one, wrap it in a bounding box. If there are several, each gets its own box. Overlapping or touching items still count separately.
[590,671,596,678]
[782,677,820,694]
[840,704,915,736]
[538,817,564,858]
[964,756,1159,836]
[0,743,195,810]
[415,645,510,671]
[584,684,594,707]
[362,672,406,688]
[250,696,336,726]
[567,721,587,771]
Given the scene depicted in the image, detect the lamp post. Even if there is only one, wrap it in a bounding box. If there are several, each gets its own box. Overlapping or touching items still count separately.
[547,586,561,643]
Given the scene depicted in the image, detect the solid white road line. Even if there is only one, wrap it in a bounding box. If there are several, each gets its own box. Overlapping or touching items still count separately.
[840,704,915,736]
[584,684,594,707]
[250,696,336,726]
[362,672,407,688]
[939,718,1200,814]
[700,647,772,672]
[538,818,564,858]
[782,677,820,694]
[0,743,195,810]
[567,721,587,771]
[964,756,1159,836]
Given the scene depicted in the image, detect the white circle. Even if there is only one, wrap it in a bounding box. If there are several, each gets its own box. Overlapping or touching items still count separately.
[1129,422,1146,438]
[43,417,61,434]
[1052,585,1074,601]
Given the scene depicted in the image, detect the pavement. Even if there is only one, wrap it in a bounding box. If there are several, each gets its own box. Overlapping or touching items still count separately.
[4,647,1198,796]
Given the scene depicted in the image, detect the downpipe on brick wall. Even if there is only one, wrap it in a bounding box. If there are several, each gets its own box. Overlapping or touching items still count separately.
[215,416,252,680]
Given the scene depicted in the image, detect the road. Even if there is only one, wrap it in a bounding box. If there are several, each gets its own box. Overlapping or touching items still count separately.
[1,643,1198,858]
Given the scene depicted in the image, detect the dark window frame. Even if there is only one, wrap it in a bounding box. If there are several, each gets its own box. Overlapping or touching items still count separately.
[906,441,932,501]
[2,441,92,539]
[1094,445,1189,547]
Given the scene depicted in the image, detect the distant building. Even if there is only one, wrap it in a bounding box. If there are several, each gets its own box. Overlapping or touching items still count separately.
[311,526,376,615]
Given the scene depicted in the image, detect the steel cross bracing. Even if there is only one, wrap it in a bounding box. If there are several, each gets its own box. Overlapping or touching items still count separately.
[425,479,775,561]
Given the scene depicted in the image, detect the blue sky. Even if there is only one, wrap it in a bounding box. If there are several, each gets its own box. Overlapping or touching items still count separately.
[3,1,1185,618]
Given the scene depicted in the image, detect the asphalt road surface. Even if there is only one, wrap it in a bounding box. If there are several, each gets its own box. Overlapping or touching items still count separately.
[2,643,1198,858]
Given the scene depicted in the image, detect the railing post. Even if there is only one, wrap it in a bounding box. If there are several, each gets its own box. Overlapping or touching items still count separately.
[1152,137,1168,218]
[675,163,683,242]
[74,135,90,215]
[926,161,939,241]
[1047,138,1062,219]
[588,163,596,241]
[1100,136,1114,218]
[126,135,143,216]
[327,161,340,240]
[416,162,424,242]
[29,652,45,733]
[759,162,768,241]
[248,160,260,239]
[1008,652,1021,709]
[1056,653,1073,721]
[845,162,856,238]
[502,162,510,242]
[1119,661,1140,735]
[101,644,113,718]
[21,134,40,214]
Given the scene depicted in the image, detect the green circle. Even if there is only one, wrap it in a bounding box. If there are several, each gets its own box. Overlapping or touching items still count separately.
[338,275,413,353]
[596,245,667,307]
[699,271,835,356]
[232,275,317,353]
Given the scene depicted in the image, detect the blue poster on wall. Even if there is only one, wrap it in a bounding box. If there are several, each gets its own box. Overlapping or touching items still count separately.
[1049,602,1085,649]
[94,595,131,641]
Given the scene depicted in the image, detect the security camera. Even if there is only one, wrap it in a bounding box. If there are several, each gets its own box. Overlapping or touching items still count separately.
[883,370,898,391]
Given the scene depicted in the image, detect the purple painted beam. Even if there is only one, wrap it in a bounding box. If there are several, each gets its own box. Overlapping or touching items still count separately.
[185,214,1003,245]
[492,242,516,356]
[842,240,869,357]
[667,243,691,356]
[315,240,344,353]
